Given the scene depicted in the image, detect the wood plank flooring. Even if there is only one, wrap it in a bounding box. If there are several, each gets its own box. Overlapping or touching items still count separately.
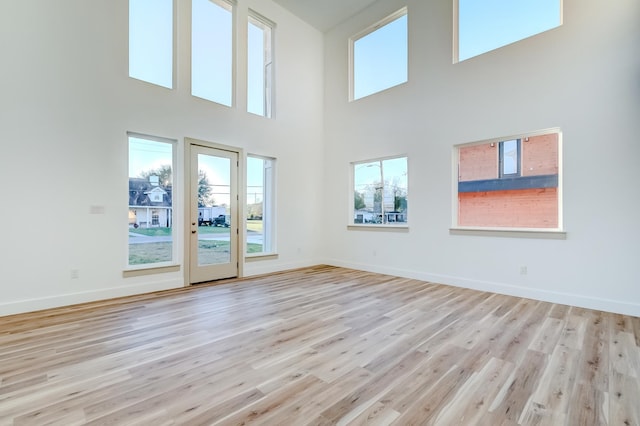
[0,265,639,425]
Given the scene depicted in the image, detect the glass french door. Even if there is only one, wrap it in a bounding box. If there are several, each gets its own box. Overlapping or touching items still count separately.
[189,144,238,283]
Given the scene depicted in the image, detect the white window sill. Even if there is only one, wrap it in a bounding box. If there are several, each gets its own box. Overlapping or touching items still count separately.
[245,253,279,262]
[449,227,566,239]
[348,224,409,232]
[123,264,181,278]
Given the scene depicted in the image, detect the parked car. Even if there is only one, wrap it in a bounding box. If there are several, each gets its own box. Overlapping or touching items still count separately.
[212,214,230,227]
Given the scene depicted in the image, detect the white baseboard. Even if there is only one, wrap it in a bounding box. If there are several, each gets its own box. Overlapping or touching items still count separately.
[0,279,183,317]
[322,258,640,317]
[244,259,320,277]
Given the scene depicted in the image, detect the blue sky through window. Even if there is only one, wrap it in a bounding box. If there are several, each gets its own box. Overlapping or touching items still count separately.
[128,2,562,106]
[192,0,233,106]
[247,22,265,116]
[129,0,173,88]
[458,0,562,61]
[353,12,408,100]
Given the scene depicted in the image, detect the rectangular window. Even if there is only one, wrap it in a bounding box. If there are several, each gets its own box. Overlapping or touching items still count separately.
[352,156,408,225]
[128,134,176,267]
[247,11,274,118]
[192,0,234,106]
[246,155,275,255]
[456,130,561,230]
[499,139,521,177]
[455,0,562,62]
[129,0,173,88]
[350,8,408,101]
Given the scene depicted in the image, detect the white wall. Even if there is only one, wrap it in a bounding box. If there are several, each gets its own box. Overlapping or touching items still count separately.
[322,0,640,316]
[2,0,639,318]
[0,0,325,315]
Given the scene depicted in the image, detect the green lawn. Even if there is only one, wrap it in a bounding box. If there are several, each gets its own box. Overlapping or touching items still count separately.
[130,226,233,236]
[129,227,172,237]
[128,242,172,264]
[129,241,264,264]
[246,220,263,233]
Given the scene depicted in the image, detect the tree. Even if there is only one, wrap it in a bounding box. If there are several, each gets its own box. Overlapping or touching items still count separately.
[139,166,214,206]
[247,202,263,219]
[354,191,366,210]
[198,170,213,207]
[394,194,407,212]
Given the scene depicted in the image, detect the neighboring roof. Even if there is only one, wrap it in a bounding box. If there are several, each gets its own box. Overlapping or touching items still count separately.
[129,178,172,207]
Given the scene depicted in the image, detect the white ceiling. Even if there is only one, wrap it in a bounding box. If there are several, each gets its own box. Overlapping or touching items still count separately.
[271,0,379,32]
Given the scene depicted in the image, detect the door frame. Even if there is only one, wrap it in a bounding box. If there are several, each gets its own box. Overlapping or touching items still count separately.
[184,137,245,285]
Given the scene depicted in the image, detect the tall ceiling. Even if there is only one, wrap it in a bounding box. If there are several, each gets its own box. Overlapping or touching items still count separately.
[271,0,378,32]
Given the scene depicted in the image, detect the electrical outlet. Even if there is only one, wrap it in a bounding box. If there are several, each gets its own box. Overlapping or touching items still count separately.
[70,269,79,279]
[520,266,528,275]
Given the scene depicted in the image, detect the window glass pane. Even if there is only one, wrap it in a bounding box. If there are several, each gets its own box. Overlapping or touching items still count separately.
[192,0,233,106]
[129,0,173,88]
[458,0,562,62]
[457,131,560,229]
[197,154,231,266]
[247,155,275,254]
[353,157,408,225]
[128,136,174,266]
[352,10,407,100]
[248,14,273,117]
[502,139,519,175]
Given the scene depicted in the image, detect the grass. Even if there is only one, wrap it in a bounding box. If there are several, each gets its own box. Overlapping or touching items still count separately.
[128,242,172,264]
[129,227,172,237]
[129,241,265,264]
[197,226,233,234]
[130,226,233,236]
[246,220,263,233]
[247,243,263,253]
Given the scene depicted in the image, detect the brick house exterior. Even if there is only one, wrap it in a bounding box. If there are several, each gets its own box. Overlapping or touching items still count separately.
[458,133,559,228]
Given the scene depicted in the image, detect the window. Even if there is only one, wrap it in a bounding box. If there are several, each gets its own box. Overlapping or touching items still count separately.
[128,134,176,267]
[499,139,521,177]
[350,8,408,101]
[129,0,173,88]
[352,156,408,225]
[246,155,275,255]
[247,11,274,118]
[456,0,562,62]
[192,0,234,106]
[456,130,561,230]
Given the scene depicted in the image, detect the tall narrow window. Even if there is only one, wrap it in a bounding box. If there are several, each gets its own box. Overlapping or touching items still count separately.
[128,134,176,267]
[246,155,275,255]
[456,0,562,62]
[352,156,408,225]
[499,139,521,177]
[129,0,173,88]
[350,8,408,101]
[247,11,274,118]
[192,0,234,106]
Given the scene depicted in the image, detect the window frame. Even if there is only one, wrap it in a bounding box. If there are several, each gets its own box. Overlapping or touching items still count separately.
[452,128,565,237]
[349,7,408,101]
[350,155,409,230]
[125,132,179,273]
[246,154,276,258]
[247,10,275,118]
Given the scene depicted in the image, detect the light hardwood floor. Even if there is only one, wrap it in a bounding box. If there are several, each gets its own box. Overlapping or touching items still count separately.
[1,265,639,425]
